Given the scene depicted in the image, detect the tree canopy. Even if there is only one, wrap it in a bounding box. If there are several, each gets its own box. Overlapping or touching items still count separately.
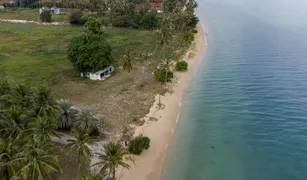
[68,34,113,73]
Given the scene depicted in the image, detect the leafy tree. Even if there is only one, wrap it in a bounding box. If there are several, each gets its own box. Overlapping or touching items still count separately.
[70,11,87,25]
[140,11,160,30]
[68,34,113,73]
[65,129,98,173]
[57,99,76,129]
[40,10,52,23]
[84,17,103,35]
[92,141,131,180]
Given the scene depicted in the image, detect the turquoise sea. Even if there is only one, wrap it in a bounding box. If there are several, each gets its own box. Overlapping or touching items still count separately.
[161,0,307,179]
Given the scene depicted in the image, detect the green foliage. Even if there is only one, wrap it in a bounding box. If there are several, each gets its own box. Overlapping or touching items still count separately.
[57,99,76,129]
[70,11,86,25]
[175,60,188,71]
[0,80,11,96]
[92,141,131,180]
[154,68,174,82]
[112,15,140,29]
[128,135,150,155]
[68,34,113,73]
[40,10,52,23]
[122,51,133,73]
[140,11,160,30]
[84,17,103,35]
[66,129,98,165]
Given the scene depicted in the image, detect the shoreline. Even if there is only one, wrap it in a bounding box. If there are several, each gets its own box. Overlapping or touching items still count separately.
[119,23,207,180]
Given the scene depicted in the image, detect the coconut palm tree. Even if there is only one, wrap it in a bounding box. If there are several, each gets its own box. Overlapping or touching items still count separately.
[78,169,106,180]
[57,99,76,129]
[122,51,133,73]
[10,140,60,180]
[1,84,33,110]
[92,141,131,180]
[65,129,99,174]
[30,117,62,142]
[0,137,15,180]
[74,108,99,133]
[33,86,59,119]
[0,106,27,139]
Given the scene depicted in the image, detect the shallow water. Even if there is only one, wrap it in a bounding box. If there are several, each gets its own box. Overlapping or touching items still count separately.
[161,0,307,179]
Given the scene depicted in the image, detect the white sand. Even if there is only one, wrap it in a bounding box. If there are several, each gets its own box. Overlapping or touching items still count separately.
[118,24,207,180]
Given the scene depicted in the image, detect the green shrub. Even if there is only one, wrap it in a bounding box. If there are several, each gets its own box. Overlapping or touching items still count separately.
[154,68,174,82]
[140,11,160,30]
[69,11,86,25]
[175,60,188,71]
[40,10,52,23]
[128,135,150,155]
[84,16,103,35]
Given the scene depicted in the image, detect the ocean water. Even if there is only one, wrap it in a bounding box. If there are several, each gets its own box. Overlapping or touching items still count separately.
[160,0,307,180]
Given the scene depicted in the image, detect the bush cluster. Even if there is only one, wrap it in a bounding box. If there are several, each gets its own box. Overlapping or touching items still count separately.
[128,135,150,155]
[175,60,188,71]
[154,68,174,82]
[40,10,52,22]
[69,11,87,25]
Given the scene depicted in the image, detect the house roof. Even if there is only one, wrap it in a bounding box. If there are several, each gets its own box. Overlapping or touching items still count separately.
[149,2,163,7]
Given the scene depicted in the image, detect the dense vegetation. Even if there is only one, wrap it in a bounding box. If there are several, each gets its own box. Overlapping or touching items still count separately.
[128,135,150,155]
[0,0,199,178]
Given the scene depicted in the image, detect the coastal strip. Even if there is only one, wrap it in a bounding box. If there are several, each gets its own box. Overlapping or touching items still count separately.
[119,23,207,180]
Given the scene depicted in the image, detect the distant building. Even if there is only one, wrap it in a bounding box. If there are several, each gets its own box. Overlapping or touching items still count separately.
[80,66,115,81]
[39,6,61,15]
[149,1,163,12]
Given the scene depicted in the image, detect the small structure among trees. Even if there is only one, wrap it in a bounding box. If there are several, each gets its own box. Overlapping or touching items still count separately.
[80,66,115,80]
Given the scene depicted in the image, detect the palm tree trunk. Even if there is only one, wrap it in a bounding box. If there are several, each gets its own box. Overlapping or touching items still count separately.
[112,167,116,180]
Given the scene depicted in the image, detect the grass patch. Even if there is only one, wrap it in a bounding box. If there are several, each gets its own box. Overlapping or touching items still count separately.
[0,21,186,135]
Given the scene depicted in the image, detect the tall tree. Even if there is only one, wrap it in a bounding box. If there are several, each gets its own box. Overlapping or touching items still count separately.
[92,141,131,180]
[65,129,99,174]
[0,138,15,180]
[74,108,100,133]
[10,140,60,180]
[0,106,27,139]
[33,87,59,119]
[57,99,76,129]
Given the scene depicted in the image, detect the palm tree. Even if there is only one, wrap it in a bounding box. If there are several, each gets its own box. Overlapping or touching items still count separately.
[0,137,15,180]
[33,86,59,119]
[1,84,33,110]
[74,108,99,133]
[57,99,76,129]
[10,140,60,180]
[65,129,99,174]
[30,117,62,142]
[0,106,27,139]
[122,51,133,73]
[78,169,106,180]
[92,141,131,180]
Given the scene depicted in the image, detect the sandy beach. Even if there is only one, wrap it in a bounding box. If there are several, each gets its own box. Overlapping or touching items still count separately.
[118,23,207,180]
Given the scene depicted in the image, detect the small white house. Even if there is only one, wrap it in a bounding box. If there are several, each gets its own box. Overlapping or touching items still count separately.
[80,66,115,81]
[51,6,61,14]
[39,6,61,15]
